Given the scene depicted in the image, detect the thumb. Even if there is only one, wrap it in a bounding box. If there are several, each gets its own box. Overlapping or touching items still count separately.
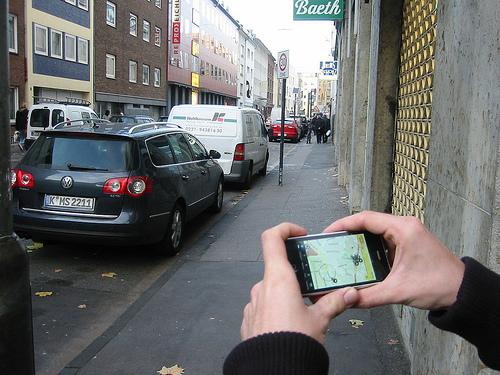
[313,287,360,320]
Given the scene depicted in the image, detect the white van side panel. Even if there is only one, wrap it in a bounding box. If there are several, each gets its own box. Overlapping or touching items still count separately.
[169,106,242,175]
[168,105,268,181]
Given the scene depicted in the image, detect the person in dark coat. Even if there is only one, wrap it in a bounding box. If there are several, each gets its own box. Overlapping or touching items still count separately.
[314,114,324,144]
[15,102,29,151]
[322,117,331,143]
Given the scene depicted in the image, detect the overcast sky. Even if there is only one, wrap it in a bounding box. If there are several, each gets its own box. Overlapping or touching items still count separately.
[221,0,335,73]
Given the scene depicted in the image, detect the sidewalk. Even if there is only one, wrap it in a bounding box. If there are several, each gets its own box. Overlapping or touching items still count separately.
[58,142,410,375]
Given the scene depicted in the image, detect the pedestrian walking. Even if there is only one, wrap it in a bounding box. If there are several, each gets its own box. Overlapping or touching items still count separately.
[315,115,324,144]
[322,117,331,143]
[15,102,29,151]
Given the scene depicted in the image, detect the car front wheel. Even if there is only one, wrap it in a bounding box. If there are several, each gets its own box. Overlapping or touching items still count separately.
[210,177,224,213]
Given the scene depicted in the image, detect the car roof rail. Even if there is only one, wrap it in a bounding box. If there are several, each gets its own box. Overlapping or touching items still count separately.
[52,119,111,130]
[127,122,182,134]
[32,96,92,106]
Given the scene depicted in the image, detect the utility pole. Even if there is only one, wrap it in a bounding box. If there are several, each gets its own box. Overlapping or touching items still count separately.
[0,0,35,373]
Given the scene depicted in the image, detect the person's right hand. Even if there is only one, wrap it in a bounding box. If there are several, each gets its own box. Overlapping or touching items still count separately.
[323,211,465,311]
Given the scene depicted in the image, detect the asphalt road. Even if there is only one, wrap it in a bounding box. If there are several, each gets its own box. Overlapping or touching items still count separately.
[11,140,294,375]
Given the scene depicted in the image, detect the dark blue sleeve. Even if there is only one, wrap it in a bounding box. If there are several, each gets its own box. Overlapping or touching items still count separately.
[428,257,500,370]
[223,332,329,375]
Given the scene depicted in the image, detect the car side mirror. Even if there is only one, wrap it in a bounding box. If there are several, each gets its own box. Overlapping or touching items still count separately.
[209,150,221,159]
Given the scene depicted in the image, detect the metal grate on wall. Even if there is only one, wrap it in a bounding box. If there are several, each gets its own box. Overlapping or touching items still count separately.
[391,0,438,222]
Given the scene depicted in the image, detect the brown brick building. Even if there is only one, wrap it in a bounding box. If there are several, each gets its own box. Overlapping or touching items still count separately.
[94,0,168,118]
[9,0,27,135]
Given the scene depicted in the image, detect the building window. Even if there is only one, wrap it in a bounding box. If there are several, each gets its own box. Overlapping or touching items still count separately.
[154,27,161,47]
[155,0,161,8]
[129,60,137,83]
[154,68,161,87]
[77,38,88,64]
[50,29,63,58]
[78,0,89,10]
[143,20,150,42]
[130,13,137,36]
[8,14,17,53]
[142,64,150,85]
[192,56,199,73]
[65,0,76,5]
[34,24,48,56]
[106,54,116,79]
[106,1,116,27]
[10,86,19,123]
[65,34,76,61]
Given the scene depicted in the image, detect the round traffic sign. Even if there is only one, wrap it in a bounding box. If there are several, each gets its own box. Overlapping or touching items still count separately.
[279,52,288,72]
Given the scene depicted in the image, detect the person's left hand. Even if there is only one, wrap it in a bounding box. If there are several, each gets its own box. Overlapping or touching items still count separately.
[241,223,359,344]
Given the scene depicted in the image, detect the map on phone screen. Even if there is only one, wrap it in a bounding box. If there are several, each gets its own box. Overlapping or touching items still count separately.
[301,233,377,289]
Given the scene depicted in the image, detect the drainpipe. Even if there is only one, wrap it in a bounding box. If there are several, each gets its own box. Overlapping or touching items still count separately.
[0,0,35,373]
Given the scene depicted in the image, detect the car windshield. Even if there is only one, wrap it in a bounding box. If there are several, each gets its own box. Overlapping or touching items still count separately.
[23,134,138,172]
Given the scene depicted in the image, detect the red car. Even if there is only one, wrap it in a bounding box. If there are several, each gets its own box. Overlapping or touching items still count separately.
[269,119,300,143]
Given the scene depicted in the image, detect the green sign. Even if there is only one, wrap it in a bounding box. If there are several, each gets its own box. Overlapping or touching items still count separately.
[293,0,344,20]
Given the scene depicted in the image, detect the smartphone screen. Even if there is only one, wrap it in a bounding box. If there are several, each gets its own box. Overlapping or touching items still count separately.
[285,231,391,296]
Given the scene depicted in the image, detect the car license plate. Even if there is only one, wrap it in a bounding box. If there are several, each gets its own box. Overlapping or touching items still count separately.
[44,195,95,210]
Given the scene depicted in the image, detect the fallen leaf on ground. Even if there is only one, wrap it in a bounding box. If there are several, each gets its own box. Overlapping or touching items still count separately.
[27,242,43,250]
[78,304,87,309]
[102,272,117,278]
[388,339,399,345]
[55,269,62,273]
[349,319,364,328]
[35,292,53,297]
[157,365,185,375]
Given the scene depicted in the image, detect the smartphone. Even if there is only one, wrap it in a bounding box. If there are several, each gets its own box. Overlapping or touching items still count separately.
[285,231,391,296]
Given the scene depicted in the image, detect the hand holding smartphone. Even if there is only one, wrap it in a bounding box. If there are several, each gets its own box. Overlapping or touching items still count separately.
[285,231,391,296]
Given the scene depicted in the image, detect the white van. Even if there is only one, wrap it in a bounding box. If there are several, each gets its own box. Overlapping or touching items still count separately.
[168,105,269,188]
[25,98,99,148]
[270,107,289,124]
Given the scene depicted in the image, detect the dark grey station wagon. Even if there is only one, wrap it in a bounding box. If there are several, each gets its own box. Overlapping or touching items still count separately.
[11,120,224,255]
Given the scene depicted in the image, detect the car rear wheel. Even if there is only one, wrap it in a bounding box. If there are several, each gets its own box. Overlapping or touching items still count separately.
[157,203,184,256]
[259,154,269,176]
[242,165,252,189]
[210,177,224,213]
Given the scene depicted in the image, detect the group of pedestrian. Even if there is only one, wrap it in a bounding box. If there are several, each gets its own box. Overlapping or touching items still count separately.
[308,114,331,144]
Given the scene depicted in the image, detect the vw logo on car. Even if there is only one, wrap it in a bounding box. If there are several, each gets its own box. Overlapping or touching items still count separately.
[61,176,74,190]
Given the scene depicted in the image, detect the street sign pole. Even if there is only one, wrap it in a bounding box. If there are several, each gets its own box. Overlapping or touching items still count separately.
[277,50,289,186]
[279,78,286,186]
[0,1,35,373]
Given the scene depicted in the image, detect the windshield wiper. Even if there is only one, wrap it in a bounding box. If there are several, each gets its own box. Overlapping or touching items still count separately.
[67,164,108,171]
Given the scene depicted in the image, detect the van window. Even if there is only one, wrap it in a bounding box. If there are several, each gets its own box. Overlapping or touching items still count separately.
[29,109,50,128]
[245,114,255,139]
[81,112,91,119]
[52,109,64,126]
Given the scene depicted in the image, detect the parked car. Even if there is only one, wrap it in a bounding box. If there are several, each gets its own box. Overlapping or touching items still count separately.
[168,105,269,188]
[25,98,99,149]
[269,119,301,143]
[109,115,155,123]
[11,120,224,255]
